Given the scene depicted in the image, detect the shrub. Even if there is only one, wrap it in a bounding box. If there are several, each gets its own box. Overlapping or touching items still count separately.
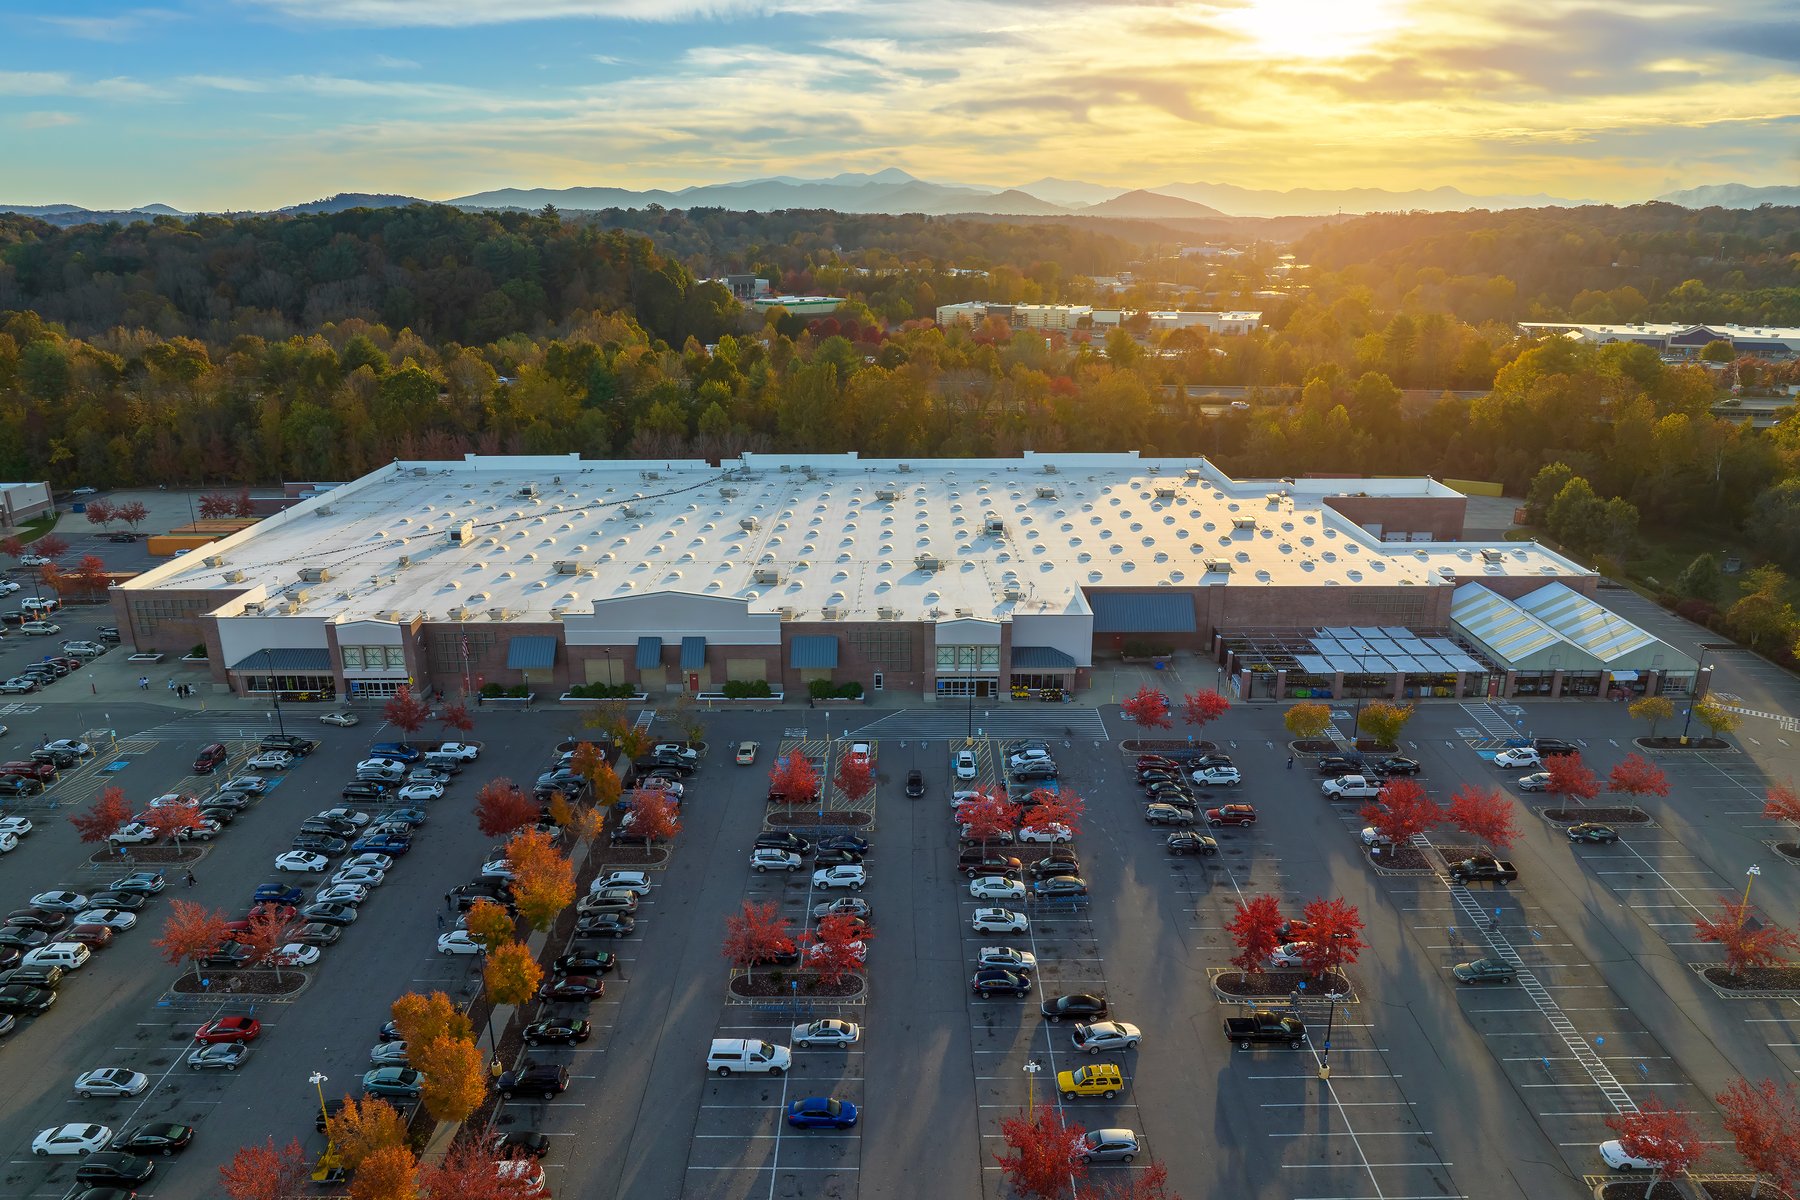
[1123,640,1171,658]
[808,680,864,699]
[480,682,504,698]
[720,679,774,699]
[567,682,634,699]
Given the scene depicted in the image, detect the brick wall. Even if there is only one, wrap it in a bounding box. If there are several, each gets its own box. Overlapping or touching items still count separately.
[1323,495,1467,540]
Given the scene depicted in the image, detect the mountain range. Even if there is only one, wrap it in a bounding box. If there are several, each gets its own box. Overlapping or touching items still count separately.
[5,170,1795,226]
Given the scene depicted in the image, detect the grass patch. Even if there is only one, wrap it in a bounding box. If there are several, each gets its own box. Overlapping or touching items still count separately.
[1516,521,1790,610]
[14,513,59,543]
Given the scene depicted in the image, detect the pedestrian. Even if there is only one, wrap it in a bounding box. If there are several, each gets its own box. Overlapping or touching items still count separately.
[167,679,176,693]
[444,890,453,911]
[436,913,446,932]
[1286,754,1294,769]
[184,869,196,888]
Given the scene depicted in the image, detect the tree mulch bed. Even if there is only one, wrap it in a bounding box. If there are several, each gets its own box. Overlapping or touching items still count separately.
[766,810,873,828]
[595,845,671,868]
[1290,740,1336,755]
[171,968,308,997]
[1703,965,1800,992]
[1636,736,1733,751]
[728,971,864,1000]
[1121,739,1220,753]
[1214,968,1351,1000]
[1542,807,1650,824]
[1774,842,1800,863]
[1353,739,1399,753]
[1598,1180,1775,1200]
[1366,844,1433,871]
[88,845,204,865]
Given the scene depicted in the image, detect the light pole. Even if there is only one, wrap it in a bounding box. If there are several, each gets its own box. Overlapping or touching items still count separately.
[1739,864,1762,925]
[1316,991,1343,1081]
[1677,645,1726,743]
[309,1071,330,1131]
[264,649,287,737]
[1024,1058,1042,1116]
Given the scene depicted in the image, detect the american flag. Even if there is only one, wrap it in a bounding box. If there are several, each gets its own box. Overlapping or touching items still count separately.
[460,633,470,659]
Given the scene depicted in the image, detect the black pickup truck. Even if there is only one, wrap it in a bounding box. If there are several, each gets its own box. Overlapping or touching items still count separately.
[1450,854,1518,885]
[1223,1010,1308,1048]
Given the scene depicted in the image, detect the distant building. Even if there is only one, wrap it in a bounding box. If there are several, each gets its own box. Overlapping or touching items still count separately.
[1180,245,1243,259]
[938,303,1259,336]
[714,275,771,302]
[0,482,53,530]
[752,295,845,317]
[1518,321,1800,358]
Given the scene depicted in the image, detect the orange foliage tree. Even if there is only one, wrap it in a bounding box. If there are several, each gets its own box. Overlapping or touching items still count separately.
[1608,753,1670,799]
[348,1142,418,1200]
[768,753,821,805]
[995,1106,1088,1200]
[218,1136,309,1200]
[1693,897,1800,978]
[1445,784,1522,851]
[474,778,536,839]
[414,1034,487,1124]
[1121,685,1171,729]
[463,899,515,954]
[154,899,230,981]
[381,685,430,741]
[325,1096,407,1170]
[390,990,473,1048]
[722,900,794,986]
[69,785,132,843]
[1226,894,1285,981]
[416,1139,549,1199]
[482,942,543,1007]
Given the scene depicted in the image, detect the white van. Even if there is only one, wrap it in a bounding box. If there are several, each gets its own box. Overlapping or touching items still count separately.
[706,1038,790,1076]
[22,943,91,971]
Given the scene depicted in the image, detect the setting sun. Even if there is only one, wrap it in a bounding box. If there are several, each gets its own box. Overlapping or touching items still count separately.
[1220,0,1406,57]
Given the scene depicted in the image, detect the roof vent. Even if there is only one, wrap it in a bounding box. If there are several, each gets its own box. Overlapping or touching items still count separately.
[553,560,585,575]
[1204,558,1233,573]
[298,567,331,583]
[224,569,245,584]
[779,606,797,620]
[1480,548,1504,563]
[740,517,760,531]
[449,522,473,543]
[753,567,782,585]
[914,554,942,572]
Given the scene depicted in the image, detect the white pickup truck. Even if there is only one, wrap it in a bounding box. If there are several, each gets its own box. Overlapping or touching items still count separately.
[1320,774,1383,800]
[431,742,482,761]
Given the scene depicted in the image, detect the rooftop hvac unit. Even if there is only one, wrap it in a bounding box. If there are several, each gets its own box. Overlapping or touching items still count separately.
[914,554,942,572]
[753,567,782,585]
[203,553,224,568]
[1184,468,1202,480]
[1002,585,1024,600]
[780,464,793,473]
[821,606,842,620]
[642,471,660,481]
[1204,558,1233,574]
[1036,486,1059,500]
[897,463,912,473]
[954,607,973,617]
[224,569,245,584]
[1042,464,1058,474]
[876,489,900,502]
[740,516,760,531]
[550,606,567,618]
[449,522,474,543]
[877,605,900,620]
[277,601,299,615]
[412,467,429,477]
[553,560,585,575]
[720,487,738,499]
[450,605,470,620]
[1437,567,1457,578]
[1154,486,1176,499]
[314,505,333,516]
[240,600,263,614]
[620,505,645,519]
[1480,548,1504,563]
[517,483,538,498]
[397,555,411,568]
[1232,517,1257,531]
[984,515,1006,535]
[779,606,797,620]
[298,568,330,583]
[291,587,311,604]
[488,607,510,621]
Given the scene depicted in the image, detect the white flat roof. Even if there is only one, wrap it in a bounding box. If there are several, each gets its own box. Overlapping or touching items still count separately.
[122,453,1589,625]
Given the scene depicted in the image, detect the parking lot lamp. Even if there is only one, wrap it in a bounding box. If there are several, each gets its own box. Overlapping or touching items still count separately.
[1023,1059,1042,1115]
[1740,864,1762,925]
[1317,991,1343,1081]
[1677,646,1724,743]
[309,1071,329,1131]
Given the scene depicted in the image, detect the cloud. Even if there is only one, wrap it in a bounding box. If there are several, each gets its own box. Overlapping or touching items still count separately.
[18,111,79,129]
[236,0,851,26]
[372,54,421,69]
[37,8,184,41]
[0,69,169,101]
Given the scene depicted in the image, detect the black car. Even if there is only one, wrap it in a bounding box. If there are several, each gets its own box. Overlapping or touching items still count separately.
[813,848,863,867]
[0,776,42,796]
[959,852,1023,877]
[1027,859,1084,880]
[1567,822,1619,844]
[755,831,811,854]
[299,818,357,838]
[341,780,390,799]
[523,1018,592,1046]
[205,791,256,810]
[492,1130,551,1159]
[75,1152,155,1186]
[1136,768,1186,783]
[550,951,616,975]
[291,833,348,854]
[31,748,77,769]
[1316,754,1364,775]
[1143,803,1196,826]
[632,756,694,778]
[292,922,342,947]
[1189,754,1235,769]
[5,909,69,932]
[1011,762,1058,781]
[1040,993,1108,1023]
[198,805,238,826]
[260,734,316,757]
[299,903,357,926]
[86,890,146,911]
[817,834,872,855]
[0,928,49,950]
[905,770,925,798]
[108,531,140,543]
[202,942,252,967]
[574,913,635,938]
[540,974,604,1002]
[497,1060,570,1100]
[113,1122,196,1156]
[1532,738,1579,757]
[0,984,56,1013]
[971,968,1033,998]
[1167,831,1219,855]
[1370,756,1422,776]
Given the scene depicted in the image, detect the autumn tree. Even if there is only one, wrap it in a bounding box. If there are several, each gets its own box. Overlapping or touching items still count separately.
[1121,685,1171,729]
[1226,894,1285,981]
[1694,897,1800,978]
[115,500,148,531]
[218,1136,308,1200]
[1356,701,1414,747]
[437,702,474,735]
[1284,702,1331,740]
[1717,1077,1800,1198]
[154,900,231,981]
[1180,688,1230,734]
[614,725,653,760]
[804,913,870,985]
[70,555,110,600]
[1692,696,1741,740]
[509,833,575,933]
[587,757,623,809]
[198,492,235,519]
[463,898,515,954]
[240,906,301,982]
[325,1096,407,1170]
[349,1142,418,1200]
[1764,782,1800,832]
[1445,784,1522,851]
[0,535,20,565]
[1293,897,1367,983]
[1604,1100,1703,1182]
[474,778,536,839]
[390,990,473,1048]
[1358,778,1442,845]
[83,499,115,530]
[144,803,205,844]
[35,533,67,561]
[832,753,876,806]
[381,685,430,742]
[1629,695,1675,739]
[416,1139,550,1200]
[1544,752,1599,808]
[768,753,821,805]
[959,791,1020,851]
[232,488,255,518]
[722,899,794,986]
[414,1033,487,1124]
[1078,1162,1182,1200]
[1021,787,1086,839]
[627,788,681,852]
[70,785,132,843]
[995,1105,1088,1200]
[1608,753,1669,800]
[482,941,543,1007]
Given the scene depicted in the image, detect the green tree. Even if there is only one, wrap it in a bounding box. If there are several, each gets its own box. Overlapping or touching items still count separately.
[1675,553,1721,601]
[1546,476,1606,550]
[1699,339,1735,364]
[1629,695,1675,739]
[1746,479,1800,571]
[1727,565,1798,651]
[1356,701,1414,747]
[1525,462,1574,521]
[1284,702,1332,740]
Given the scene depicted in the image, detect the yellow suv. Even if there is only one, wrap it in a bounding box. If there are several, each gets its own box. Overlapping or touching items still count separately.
[1056,1062,1123,1099]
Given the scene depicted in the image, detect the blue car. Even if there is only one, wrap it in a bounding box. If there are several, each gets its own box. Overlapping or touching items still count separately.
[253,883,304,907]
[817,835,871,855]
[387,807,428,827]
[352,833,412,856]
[786,1096,858,1129]
[368,742,422,763]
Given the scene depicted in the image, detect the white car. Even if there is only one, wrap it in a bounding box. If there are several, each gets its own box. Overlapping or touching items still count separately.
[32,1123,113,1157]
[812,897,870,921]
[651,743,699,764]
[592,870,651,896]
[953,750,978,780]
[977,946,1037,972]
[970,876,1026,901]
[806,940,866,963]
[107,822,157,845]
[0,817,30,837]
[433,742,481,761]
[973,907,1030,934]
[314,883,369,906]
[332,866,386,888]
[813,864,867,890]
[74,908,136,930]
[1018,823,1072,844]
[0,677,39,693]
[343,853,394,872]
[246,751,294,771]
[275,851,330,873]
[1494,747,1542,769]
[479,859,515,881]
[316,807,372,827]
[148,792,200,809]
[273,943,320,967]
[1360,826,1396,846]
[0,579,18,593]
[397,783,443,801]
[1267,942,1312,967]
[1599,1139,1660,1171]
[29,891,88,913]
[1190,766,1243,786]
[44,739,90,757]
[752,848,802,873]
[356,757,408,773]
[1072,1020,1143,1054]
[320,711,361,726]
[0,831,16,854]
[437,930,485,956]
[791,1018,861,1047]
[73,1068,149,1098]
[219,776,268,795]
[20,554,52,567]
[847,742,872,765]
[637,777,683,798]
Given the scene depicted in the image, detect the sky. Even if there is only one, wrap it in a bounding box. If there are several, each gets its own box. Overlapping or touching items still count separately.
[3,0,1799,211]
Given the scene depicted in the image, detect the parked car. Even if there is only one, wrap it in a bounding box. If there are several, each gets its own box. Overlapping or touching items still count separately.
[1206,804,1258,827]
[320,711,360,726]
[1452,958,1517,985]
[812,865,866,890]
[496,1061,569,1099]
[1166,831,1219,855]
[1077,1128,1140,1164]
[187,1042,252,1071]
[1071,1020,1142,1054]
[1567,822,1619,844]
[191,744,229,774]
[786,1096,858,1129]
[905,770,925,797]
[970,968,1032,998]
[1494,747,1541,769]
[751,848,803,873]
[361,1067,423,1098]
[1041,993,1108,1023]
[1517,771,1552,792]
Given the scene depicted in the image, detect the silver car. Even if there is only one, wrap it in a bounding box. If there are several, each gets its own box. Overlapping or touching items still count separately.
[1078,1128,1140,1163]
[369,1041,409,1067]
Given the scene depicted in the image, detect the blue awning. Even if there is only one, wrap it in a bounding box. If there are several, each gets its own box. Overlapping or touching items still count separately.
[1011,645,1076,670]
[506,636,558,670]
[1088,591,1197,633]
[790,635,839,669]
[229,647,333,672]
[680,636,707,670]
[635,636,663,669]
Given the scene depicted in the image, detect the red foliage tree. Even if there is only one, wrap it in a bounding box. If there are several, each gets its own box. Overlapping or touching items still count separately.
[1078,1161,1182,1200]
[218,1136,309,1200]
[1180,688,1230,733]
[721,900,793,985]
[1608,753,1670,799]
[1226,894,1285,980]
[154,899,231,981]
[832,754,876,806]
[35,533,68,560]
[1445,784,1522,851]
[416,1138,548,1199]
[1765,782,1800,828]
[1293,896,1367,983]
[233,488,256,518]
[1717,1077,1800,1197]
[198,492,235,519]
[803,913,869,985]
[381,685,430,740]
[144,804,206,844]
[1021,787,1086,839]
[959,791,1020,851]
[767,753,821,805]
[83,499,115,530]
[1121,685,1172,729]
[0,536,22,563]
[115,500,148,531]
[1544,751,1600,808]
[71,555,111,599]
[1604,1100,1703,1182]
[1693,897,1800,978]
[437,702,474,735]
[628,789,681,850]
[473,778,536,839]
[240,906,301,981]
[70,785,132,843]
[1357,778,1442,845]
[995,1106,1087,1200]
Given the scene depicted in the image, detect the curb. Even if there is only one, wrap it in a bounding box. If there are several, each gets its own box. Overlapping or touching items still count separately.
[1687,961,1800,1000]
[1206,966,1358,1007]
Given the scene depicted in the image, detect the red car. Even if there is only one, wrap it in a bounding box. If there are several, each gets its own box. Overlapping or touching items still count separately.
[194,1015,262,1044]
[0,761,56,782]
[1206,804,1258,827]
[248,903,299,923]
[64,924,116,949]
[1135,755,1183,770]
[192,743,229,774]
